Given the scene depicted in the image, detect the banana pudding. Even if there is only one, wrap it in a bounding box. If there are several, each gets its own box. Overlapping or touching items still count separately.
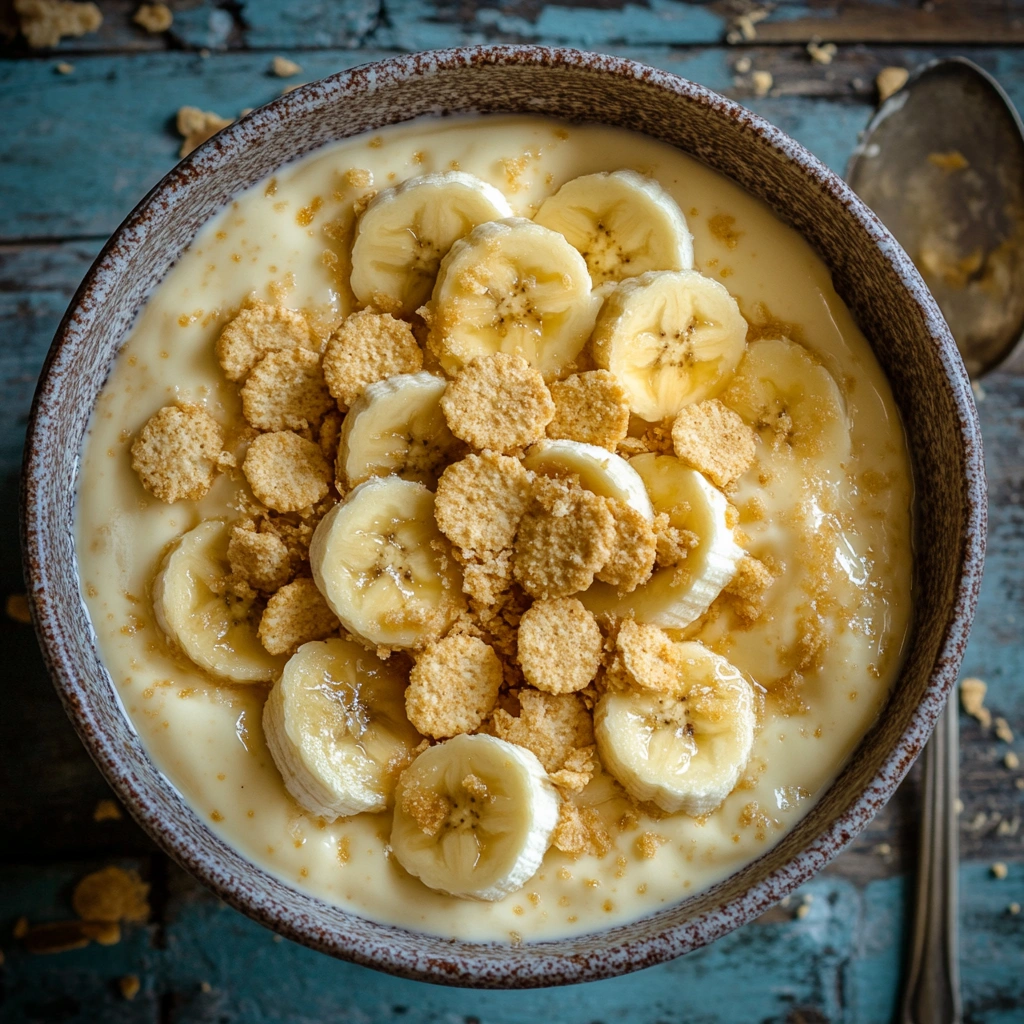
[76,115,913,942]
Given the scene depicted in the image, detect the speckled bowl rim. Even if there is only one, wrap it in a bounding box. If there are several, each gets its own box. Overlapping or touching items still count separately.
[21,46,985,987]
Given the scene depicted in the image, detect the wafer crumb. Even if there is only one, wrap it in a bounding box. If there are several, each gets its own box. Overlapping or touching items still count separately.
[1009,902,1021,915]
[322,310,422,408]
[992,861,1008,879]
[243,431,332,513]
[72,867,150,923]
[1005,752,1020,770]
[653,512,698,569]
[672,399,756,488]
[550,744,597,792]
[317,408,344,466]
[995,717,1015,743]
[546,371,630,449]
[258,578,337,654]
[240,347,333,431]
[176,105,232,158]
[613,620,680,693]
[724,555,775,622]
[131,403,226,503]
[460,550,514,605]
[228,523,293,592]
[462,773,490,801]
[216,300,315,382]
[492,689,594,778]
[960,677,992,728]
[552,801,611,858]
[5,594,30,624]
[596,500,657,593]
[119,974,141,1000]
[406,634,502,738]
[92,799,122,822]
[635,831,667,859]
[55,60,74,72]
[400,780,450,837]
[133,3,171,32]
[517,598,602,695]
[434,452,532,558]
[806,40,836,64]
[441,353,555,453]
[752,70,773,97]
[271,56,301,77]
[876,66,909,104]
[514,477,615,599]
[15,0,101,47]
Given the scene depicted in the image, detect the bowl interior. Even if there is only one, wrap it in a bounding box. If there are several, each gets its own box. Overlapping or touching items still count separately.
[22,47,985,987]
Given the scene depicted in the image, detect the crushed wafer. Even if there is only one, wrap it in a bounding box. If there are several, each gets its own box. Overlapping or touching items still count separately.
[596,500,657,593]
[960,677,992,728]
[133,3,171,32]
[228,523,293,591]
[552,801,611,858]
[322,310,422,408]
[460,549,514,605]
[724,555,775,622]
[513,477,615,599]
[517,598,602,695]
[546,370,630,449]
[653,512,698,569]
[400,780,450,837]
[216,300,315,382]
[317,408,344,466]
[72,866,150,923]
[434,452,532,558]
[15,0,101,47]
[240,347,333,431]
[492,689,594,779]
[258,577,338,655]
[406,634,502,738]
[672,398,756,488]
[441,353,555,453]
[176,105,232,158]
[613,620,680,693]
[635,831,667,859]
[131,403,226,503]
[243,430,332,512]
[550,744,597,792]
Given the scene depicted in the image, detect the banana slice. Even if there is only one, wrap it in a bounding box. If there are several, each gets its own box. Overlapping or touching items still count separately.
[595,641,755,815]
[581,453,742,628]
[350,172,513,316]
[263,638,422,820]
[337,371,460,488]
[523,439,653,521]
[309,475,464,649]
[428,217,598,379]
[153,520,286,683]
[534,169,694,285]
[591,270,748,421]
[391,733,560,901]
[721,337,851,464]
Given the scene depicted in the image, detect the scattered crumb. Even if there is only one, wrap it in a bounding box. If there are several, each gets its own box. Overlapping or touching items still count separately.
[434,452,532,558]
[613,619,680,693]
[727,7,768,44]
[1009,902,1021,915]
[15,0,102,47]
[406,635,502,738]
[517,598,602,695]
[724,555,775,623]
[972,380,986,402]
[874,842,892,856]
[240,347,333,431]
[176,105,232,158]
[271,56,301,77]
[876,66,909,104]
[796,902,811,919]
[552,801,611,858]
[55,60,73,73]
[243,431,332,513]
[596,500,657,593]
[546,371,630,449]
[441,353,555,453]
[216,301,315,383]
[513,477,615,599]
[653,512,699,570]
[995,717,1015,743]
[133,3,171,33]
[992,861,1008,880]
[635,831,666,859]
[672,398,756,488]
[1005,752,1020,770]
[258,577,338,655]
[119,975,141,1000]
[492,689,594,778]
[228,523,293,592]
[752,70,773,97]
[72,866,150,923]
[400,778,451,837]
[806,40,837,65]
[734,56,752,75]
[460,550,514,606]
[928,150,970,172]
[5,593,30,624]
[960,677,992,728]
[322,310,422,408]
[92,799,122,822]
[955,797,965,813]
[131,403,226,503]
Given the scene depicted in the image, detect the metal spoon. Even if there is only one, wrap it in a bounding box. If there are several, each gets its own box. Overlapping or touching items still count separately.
[847,57,1024,1024]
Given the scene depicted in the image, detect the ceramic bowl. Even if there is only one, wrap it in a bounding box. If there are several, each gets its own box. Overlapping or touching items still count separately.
[21,46,985,987]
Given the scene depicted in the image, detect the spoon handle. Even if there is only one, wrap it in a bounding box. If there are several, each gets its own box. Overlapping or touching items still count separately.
[901,702,962,1024]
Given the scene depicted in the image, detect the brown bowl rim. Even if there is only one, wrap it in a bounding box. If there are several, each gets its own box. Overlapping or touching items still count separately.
[20,45,986,987]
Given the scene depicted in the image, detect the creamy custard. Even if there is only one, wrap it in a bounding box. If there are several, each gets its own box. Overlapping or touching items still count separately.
[76,115,913,942]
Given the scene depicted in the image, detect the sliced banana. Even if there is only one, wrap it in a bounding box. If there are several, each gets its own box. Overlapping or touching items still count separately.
[721,337,851,464]
[350,172,513,316]
[263,638,422,820]
[582,453,742,628]
[391,734,560,901]
[595,641,755,815]
[309,475,464,649]
[534,169,694,285]
[337,371,460,489]
[428,217,598,379]
[523,439,653,521]
[591,270,748,421]
[153,520,285,683]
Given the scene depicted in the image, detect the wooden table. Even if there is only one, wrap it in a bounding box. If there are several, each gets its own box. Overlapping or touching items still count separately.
[1,2,1022,1020]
